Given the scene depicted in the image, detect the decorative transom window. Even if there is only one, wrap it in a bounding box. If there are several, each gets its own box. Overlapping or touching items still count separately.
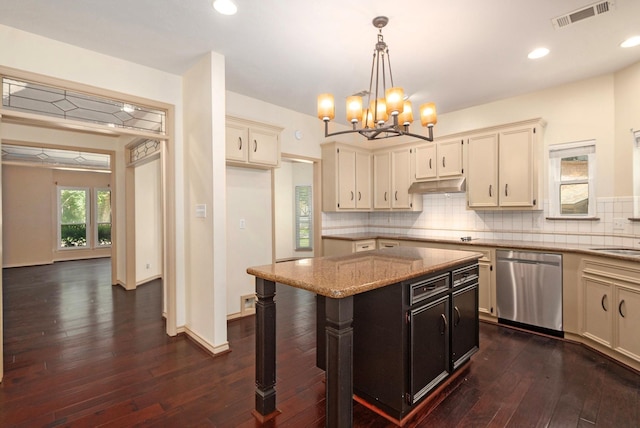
[548,140,596,217]
[2,76,166,134]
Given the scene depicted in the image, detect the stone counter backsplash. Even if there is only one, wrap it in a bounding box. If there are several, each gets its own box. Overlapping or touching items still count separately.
[322,193,640,249]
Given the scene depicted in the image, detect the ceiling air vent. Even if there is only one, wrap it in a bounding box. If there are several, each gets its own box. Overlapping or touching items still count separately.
[552,1,615,29]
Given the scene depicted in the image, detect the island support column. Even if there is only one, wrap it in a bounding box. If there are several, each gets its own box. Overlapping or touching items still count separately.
[254,278,279,420]
[325,296,354,428]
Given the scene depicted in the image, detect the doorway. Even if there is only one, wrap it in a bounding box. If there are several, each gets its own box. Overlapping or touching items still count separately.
[273,155,322,262]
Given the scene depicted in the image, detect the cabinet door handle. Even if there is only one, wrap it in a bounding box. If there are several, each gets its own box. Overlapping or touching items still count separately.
[454,306,461,326]
[601,295,608,311]
[442,156,446,168]
[253,139,257,152]
[395,191,398,201]
[619,300,626,318]
[384,191,387,201]
[238,137,243,150]
[440,314,448,335]
[350,191,354,201]
[505,183,509,197]
[358,191,362,201]
[429,158,432,169]
[489,184,492,197]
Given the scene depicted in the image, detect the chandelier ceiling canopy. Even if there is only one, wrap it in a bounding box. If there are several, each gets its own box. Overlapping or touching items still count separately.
[317,16,437,142]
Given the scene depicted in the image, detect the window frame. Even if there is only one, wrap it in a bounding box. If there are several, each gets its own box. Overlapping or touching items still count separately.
[95,187,112,248]
[548,140,597,218]
[294,185,313,251]
[57,186,91,250]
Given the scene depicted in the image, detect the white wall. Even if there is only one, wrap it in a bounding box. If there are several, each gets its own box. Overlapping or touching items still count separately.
[135,158,162,283]
[226,166,272,316]
[182,52,228,352]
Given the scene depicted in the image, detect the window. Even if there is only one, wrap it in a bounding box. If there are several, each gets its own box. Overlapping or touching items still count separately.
[549,140,596,217]
[58,187,90,248]
[95,189,112,247]
[58,186,112,249]
[295,185,313,250]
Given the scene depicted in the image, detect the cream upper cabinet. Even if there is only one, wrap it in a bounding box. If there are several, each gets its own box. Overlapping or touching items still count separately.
[373,148,422,211]
[321,143,372,211]
[467,133,499,207]
[225,116,282,168]
[373,152,391,209]
[466,119,542,210]
[415,139,464,181]
[414,143,437,180]
[391,148,412,209]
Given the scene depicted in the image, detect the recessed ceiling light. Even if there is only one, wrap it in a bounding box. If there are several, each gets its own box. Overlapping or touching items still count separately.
[621,36,640,48]
[528,47,550,59]
[213,0,237,15]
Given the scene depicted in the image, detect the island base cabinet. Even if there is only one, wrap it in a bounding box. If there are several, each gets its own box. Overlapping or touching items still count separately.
[409,296,450,404]
[451,284,480,370]
[348,263,479,420]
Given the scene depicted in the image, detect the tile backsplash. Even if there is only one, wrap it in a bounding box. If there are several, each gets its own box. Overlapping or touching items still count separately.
[322,193,640,249]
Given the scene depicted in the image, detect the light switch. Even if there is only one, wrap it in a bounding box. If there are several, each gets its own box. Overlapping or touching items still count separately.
[240,219,246,229]
[195,204,207,218]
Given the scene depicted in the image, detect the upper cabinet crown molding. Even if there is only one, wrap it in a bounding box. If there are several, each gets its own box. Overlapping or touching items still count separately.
[225,115,283,169]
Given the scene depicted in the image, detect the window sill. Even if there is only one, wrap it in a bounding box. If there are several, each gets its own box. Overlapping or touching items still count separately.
[545,216,600,221]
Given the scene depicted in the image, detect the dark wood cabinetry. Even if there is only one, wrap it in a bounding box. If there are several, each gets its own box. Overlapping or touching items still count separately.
[346,262,479,420]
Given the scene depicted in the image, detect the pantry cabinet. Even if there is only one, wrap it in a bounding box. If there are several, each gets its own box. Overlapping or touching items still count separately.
[225,116,282,168]
[414,138,464,181]
[321,142,372,211]
[466,119,543,210]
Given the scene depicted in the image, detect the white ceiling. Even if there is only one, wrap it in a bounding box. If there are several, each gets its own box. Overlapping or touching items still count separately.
[1,0,639,124]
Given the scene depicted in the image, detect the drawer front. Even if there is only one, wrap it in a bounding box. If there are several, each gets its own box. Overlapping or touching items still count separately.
[452,264,479,288]
[354,240,376,252]
[410,273,450,305]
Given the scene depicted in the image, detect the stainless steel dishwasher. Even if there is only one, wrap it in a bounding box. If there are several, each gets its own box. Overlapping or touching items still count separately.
[496,250,563,336]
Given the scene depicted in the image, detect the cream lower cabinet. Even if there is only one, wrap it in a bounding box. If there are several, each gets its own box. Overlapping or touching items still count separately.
[466,119,543,210]
[581,258,640,364]
[322,143,372,211]
[374,147,422,211]
[226,116,282,168]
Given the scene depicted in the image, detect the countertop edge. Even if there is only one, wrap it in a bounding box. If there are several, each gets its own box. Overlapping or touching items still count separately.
[322,234,640,262]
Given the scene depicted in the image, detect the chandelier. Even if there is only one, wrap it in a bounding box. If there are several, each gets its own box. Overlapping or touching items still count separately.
[317,16,437,142]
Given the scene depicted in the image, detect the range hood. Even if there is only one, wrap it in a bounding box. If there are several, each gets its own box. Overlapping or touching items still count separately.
[408,177,466,194]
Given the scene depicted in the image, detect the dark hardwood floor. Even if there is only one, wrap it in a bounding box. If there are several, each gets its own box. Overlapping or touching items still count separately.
[1,259,639,427]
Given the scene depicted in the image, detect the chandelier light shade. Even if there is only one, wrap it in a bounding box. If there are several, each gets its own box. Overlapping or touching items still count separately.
[317,16,437,142]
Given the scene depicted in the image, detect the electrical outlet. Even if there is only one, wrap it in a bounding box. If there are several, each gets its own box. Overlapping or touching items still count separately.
[145,263,150,269]
[240,219,246,229]
[613,218,625,230]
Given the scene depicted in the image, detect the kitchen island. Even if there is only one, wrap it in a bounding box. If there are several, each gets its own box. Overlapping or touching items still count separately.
[247,246,482,427]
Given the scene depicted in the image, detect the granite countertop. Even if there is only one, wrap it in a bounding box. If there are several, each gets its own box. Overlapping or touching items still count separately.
[323,233,640,262]
[247,247,481,299]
